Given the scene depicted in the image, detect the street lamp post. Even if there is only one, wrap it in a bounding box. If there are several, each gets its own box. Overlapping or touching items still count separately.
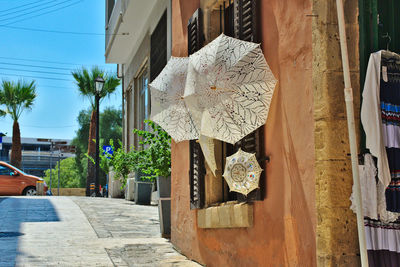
[94,76,105,197]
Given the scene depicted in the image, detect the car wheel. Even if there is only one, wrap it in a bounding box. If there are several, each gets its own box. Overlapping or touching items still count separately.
[23,187,37,196]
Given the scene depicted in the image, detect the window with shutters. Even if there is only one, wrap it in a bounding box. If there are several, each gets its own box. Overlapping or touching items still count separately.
[188,8,206,210]
[188,0,265,212]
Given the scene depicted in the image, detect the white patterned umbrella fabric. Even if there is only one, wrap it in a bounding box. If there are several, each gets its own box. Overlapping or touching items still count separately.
[150,56,199,142]
[199,135,218,176]
[184,33,277,144]
[223,148,263,195]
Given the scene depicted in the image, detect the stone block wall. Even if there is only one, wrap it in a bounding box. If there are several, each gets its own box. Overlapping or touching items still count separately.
[54,188,86,196]
[312,0,361,265]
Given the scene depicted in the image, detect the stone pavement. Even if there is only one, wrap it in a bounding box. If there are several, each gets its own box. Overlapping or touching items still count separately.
[0,196,202,267]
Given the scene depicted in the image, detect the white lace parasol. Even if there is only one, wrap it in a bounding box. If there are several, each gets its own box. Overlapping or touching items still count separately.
[184,33,277,144]
[223,148,263,195]
[150,56,199,142]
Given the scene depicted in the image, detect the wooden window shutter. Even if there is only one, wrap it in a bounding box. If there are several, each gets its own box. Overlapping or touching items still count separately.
[150,11,167,82]
[188,8,204,55]
[189,140,205,209]
[188,8,206,209]
[232,0,264,201]
[234,0,258,42]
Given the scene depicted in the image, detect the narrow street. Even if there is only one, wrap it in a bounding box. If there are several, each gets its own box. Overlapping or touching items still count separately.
[0,197,201,267]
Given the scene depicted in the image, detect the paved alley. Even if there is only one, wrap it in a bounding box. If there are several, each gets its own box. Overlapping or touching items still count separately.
[0,196,201,267]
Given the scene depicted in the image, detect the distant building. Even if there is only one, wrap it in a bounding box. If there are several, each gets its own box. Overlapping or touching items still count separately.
[0,137,74,177]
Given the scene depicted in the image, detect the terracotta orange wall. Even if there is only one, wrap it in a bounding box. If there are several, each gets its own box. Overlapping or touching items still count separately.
[171,0,202,260]
[171,0,316,266]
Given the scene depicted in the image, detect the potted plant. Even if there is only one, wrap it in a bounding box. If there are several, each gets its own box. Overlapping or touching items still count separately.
[86,140,130,198]
[133,120,171,236]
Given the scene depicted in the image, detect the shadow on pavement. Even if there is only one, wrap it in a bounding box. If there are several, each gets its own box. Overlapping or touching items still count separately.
[0,198,60,266]
[0,197,8,204]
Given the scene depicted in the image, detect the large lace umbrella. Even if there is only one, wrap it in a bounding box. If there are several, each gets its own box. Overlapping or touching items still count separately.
[223,148,263,195]
[150,56,199,142]
[184,33,277,144]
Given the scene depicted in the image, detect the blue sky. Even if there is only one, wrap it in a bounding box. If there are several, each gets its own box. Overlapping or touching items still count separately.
[0,0,120,140]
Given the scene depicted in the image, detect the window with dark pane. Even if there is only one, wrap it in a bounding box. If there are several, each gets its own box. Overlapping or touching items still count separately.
[150,11,167,82]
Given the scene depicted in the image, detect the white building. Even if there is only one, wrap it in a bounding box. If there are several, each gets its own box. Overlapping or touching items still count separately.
[105,0,172,149]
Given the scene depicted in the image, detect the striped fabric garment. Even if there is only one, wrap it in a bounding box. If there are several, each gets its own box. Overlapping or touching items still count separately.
[365,218,400,266]
[380,54,400,212]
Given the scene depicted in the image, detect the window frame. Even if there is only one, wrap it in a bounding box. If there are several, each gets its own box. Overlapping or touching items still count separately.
[0,165,14,176]
[135,62,150,133]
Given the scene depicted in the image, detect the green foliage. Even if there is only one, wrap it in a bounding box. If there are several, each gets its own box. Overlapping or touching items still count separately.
[92,120,171,186]
[0,79,36,121]
[84,139,113,178]
[100,107,122,145]
[73,109,91,153]
[72,107,122,186]
[71,66,121,110]
[111,141,135,185]
[133,120,171,182]
[43,157,82,188]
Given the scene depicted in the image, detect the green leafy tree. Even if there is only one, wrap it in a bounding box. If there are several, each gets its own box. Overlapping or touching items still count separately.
[71,67,120,196]
[72,107,122,188]
[43,157,81,188]
[0,80,36,168]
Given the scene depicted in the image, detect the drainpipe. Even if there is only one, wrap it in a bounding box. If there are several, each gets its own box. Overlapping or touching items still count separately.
[336,0,368,266]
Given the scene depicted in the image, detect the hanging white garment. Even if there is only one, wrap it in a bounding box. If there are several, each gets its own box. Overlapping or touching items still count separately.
[361,51,391,192]
[360,51,400,222]
[350,153,378,219]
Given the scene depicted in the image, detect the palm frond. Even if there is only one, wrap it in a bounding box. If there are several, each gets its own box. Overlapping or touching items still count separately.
[0,79,36,121]
[72,66,121,110]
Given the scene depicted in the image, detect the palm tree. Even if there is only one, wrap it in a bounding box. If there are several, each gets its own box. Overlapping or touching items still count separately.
[0,80,36,168]
[72,66,120,196]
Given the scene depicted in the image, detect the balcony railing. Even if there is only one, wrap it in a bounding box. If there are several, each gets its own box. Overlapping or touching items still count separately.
[105,0,129,53]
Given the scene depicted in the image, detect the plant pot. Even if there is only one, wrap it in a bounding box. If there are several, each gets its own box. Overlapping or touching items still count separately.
[157,176,171,198]
[157,176,171,238]
[134,181,153,205]
[158,199,171,238]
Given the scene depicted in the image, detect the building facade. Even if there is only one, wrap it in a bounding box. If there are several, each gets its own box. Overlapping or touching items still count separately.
[0,137,73,177]
[106,0,400,266]
[105,0,172,150]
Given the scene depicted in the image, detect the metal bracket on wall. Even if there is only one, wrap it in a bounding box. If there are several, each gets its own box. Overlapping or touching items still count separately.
[258,155,270,163]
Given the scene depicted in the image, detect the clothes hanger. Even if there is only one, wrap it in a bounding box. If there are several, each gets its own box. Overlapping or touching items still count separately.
[382,32,391,51]
[381,33,400,60]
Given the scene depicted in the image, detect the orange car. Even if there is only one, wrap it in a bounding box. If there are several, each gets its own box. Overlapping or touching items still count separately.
[0,161,47,196]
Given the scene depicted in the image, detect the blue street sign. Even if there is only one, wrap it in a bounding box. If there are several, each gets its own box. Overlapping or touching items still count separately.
[103,146,113,158]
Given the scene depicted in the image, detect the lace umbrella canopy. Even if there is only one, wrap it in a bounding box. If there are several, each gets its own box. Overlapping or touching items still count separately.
[150,56,199,142]
[223,148,263,195]
[184,33,277,144]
